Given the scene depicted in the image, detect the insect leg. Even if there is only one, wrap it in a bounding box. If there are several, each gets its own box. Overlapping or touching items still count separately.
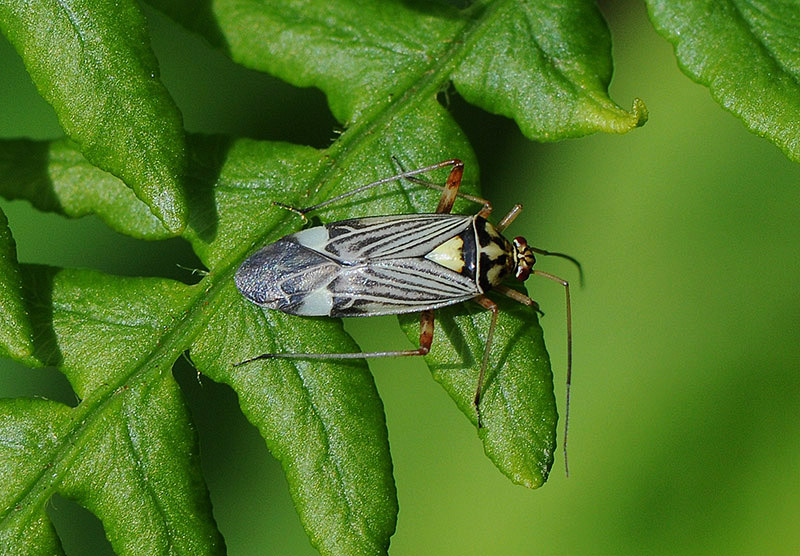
[233,310,435,366]
[276,159,466,216]
[471,295,499,428]
[400,174,492,214]
[493,285,540,313]
[427,161,492,221]
[497,274,573,477]
[495,204,524,232]
[434,161,464,214]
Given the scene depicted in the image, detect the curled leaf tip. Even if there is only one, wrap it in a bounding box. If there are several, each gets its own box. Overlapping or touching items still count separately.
[632,97,649,127]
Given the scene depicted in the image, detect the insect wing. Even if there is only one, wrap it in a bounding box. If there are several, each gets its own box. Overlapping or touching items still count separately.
[294,214,474,263]
[327,257,480,317]
[235,237,342,315]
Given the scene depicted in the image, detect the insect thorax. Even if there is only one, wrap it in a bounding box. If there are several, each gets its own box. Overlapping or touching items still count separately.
[473,217,516,291]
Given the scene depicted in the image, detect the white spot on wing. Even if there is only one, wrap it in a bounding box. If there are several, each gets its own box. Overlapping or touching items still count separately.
[295,287,334,316]
[293,226,330,251]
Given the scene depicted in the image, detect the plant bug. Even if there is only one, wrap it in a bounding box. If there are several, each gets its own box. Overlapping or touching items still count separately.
[234,160,575,473]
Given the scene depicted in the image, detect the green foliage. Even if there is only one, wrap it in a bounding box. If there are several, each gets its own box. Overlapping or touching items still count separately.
[149,0,646,138]
[22,0,800,553]
[0,0,187,233]
[646,0,800,162]
[399,298,557,487]
[0,209,32,361]
[0,269,222,555]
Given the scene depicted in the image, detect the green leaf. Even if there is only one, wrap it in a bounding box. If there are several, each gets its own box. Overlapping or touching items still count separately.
[0,268,223,555]
[0,399,70,556]
[192,286,397,555]
[1,137,407,556]
[452,0,648,139]
[0,207,33,361]
[149,0,646,140]
[0,0,188,232]
[400,297,557,488]
[184,139,411,555]
[646,0,800,163]
[0,131,544,553]
[0,139,169,240]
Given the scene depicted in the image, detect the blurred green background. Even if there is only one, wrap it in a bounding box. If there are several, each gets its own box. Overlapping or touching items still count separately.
[2,2,799,555]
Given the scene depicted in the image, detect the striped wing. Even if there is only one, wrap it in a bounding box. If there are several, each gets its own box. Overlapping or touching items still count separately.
[327,257,480,317]
[291,213,474,262]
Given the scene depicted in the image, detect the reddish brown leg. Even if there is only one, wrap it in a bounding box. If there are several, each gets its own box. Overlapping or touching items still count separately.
[435,162,464,214]
[397,160,494,217]
[415,309,434,355]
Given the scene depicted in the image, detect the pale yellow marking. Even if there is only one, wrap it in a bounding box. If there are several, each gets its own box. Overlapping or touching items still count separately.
[481,240,506,261]
[486,263,505,286]
[425,236,465,272]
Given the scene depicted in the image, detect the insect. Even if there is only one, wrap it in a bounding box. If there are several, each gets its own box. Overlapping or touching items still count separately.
[234,159,575,472]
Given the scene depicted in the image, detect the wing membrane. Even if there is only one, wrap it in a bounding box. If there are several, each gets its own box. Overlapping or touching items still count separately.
[292,214,474,263]
[329,257,479,316]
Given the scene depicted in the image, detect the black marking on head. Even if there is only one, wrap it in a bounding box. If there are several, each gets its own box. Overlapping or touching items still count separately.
[513,236,536,281]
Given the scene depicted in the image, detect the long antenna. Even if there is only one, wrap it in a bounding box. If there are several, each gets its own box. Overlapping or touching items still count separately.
[532,247,584,287]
